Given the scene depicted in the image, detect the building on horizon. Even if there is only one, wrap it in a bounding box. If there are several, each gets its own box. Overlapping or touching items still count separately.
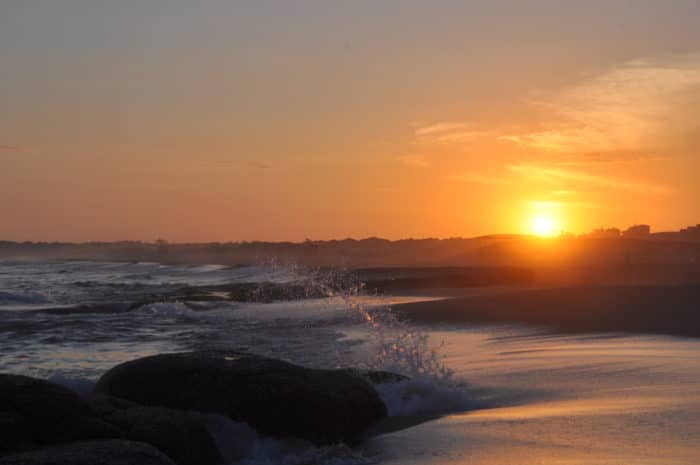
[622,224,651,239]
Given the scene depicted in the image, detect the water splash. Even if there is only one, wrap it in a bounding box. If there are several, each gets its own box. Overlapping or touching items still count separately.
[282,264,481,417]
[266,263,456,383]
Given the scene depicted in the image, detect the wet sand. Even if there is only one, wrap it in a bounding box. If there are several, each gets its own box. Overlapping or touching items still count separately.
[359,328,700,465]
[393,285,700,338]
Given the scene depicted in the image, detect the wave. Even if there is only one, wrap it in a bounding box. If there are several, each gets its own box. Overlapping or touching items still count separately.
[135,301,197,316]
[0,290,50,305]
[374,377,482,417]
[276,265,484,419]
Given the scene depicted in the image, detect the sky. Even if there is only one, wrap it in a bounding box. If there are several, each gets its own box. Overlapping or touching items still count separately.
[2,1,699,242]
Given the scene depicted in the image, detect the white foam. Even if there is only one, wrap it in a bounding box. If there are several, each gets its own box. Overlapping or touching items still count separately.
[374,377,481,417]
[135,301,195,316]
[197,413,374,465]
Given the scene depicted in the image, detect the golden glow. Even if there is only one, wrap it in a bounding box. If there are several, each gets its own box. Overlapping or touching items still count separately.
[531,215,557,237]
[1,5,698,242]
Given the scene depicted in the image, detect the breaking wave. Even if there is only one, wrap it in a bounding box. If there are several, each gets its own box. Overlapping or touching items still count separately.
[5,260,483,465]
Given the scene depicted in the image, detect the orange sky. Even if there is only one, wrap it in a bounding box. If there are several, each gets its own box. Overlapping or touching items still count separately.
[1,2,699,242]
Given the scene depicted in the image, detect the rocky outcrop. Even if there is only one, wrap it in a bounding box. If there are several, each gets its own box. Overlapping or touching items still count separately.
[0,375,118,456]
[88,396,222,465]
[0,440,176,465]
[94,351,388,444]
[0,374,220,465]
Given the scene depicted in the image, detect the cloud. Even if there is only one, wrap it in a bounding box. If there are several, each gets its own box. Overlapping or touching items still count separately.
[527,199,608,211]
[414,122,487,143]
[500,54,700,154]
[558,151,662,166]
[414,122,473,136]
[499,128,611,152]
[396,154,430,167]
[507,163,671,195]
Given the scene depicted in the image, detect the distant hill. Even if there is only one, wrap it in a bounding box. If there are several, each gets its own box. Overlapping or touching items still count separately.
[1,228,698,269]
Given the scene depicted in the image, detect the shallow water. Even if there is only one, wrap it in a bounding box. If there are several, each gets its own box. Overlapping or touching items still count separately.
[1,261,698,464]
[362,330,700,464]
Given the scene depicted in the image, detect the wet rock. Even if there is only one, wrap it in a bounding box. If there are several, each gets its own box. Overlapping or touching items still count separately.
[0,440,176,465]
[94,351,387,445]
[86,395,141,417]
[92,400,222,465]
[0,413,34,454]
[0,374,119,456]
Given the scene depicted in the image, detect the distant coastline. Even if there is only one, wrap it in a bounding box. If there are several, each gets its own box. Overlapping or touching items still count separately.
[1,226,698,271]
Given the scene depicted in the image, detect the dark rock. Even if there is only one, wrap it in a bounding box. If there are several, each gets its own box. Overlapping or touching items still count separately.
[86,395,141,417]
[94,351,387,444]
[0,440,176,465]
[0,375,119,456]
[0,413,34,454]
[96,403,222,465]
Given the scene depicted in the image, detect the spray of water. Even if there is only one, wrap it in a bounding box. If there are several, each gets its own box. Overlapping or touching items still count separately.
[263,263,455,383]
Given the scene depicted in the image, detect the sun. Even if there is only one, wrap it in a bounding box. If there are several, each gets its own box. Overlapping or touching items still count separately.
[531,215,556,237]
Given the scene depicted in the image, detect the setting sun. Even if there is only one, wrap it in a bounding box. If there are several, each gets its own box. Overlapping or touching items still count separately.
[531,215,557,237]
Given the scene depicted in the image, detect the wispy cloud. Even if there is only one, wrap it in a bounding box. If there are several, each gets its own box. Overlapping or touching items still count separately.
[396,154,430,167]
[507,163,671,195]
[414,122,473,136]
[501,54,700,154]
[527,199,609,211]
[556,151,663,166]
[413,122,487,143]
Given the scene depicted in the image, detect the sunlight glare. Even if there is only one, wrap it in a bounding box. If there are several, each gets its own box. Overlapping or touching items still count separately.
[532,215,556,237]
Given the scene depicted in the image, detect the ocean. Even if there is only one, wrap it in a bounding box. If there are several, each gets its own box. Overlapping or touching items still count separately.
[1,260,699,464]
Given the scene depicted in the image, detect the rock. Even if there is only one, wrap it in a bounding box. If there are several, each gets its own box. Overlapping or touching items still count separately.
[0,413,34,454]
[1,376,221,465]
[0,440,176,465]
[0,374,119,456]
[86,395,141,417]
[90,399,222,465]
[94,351,387,444]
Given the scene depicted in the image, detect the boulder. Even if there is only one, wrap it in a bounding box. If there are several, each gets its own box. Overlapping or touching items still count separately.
[0,440,176,465]
[94,351,387,444]
[0,413,34,454]
[86,395,141,417]
[88,396,222,465]
[0,375,118,456]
